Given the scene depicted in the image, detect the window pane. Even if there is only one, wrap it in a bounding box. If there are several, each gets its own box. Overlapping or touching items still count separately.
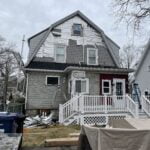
[75,80,81,93]
[104,88,109,93]
[116,82,123,95]
[81,80,86,92]
[55,46,65,62]
[88,49,96,64]
[89,50,96,57]
[72,24,82,36]
[56,47,64,54]
[104,82,109,87]
[89,57,96,64]
[47,77,58,85]
[56,55,64,62]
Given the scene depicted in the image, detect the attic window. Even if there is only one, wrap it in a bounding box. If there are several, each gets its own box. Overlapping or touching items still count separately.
[72,24,83,36]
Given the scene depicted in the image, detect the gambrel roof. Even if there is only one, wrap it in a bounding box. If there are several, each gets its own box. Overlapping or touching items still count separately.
[135,39,150,77]
[26,10,120,67]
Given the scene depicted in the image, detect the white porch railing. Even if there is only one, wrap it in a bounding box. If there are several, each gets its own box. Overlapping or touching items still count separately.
[59,94,139,124]
[126,94,139,118]
[82,95,127,113]
[142,95,150,117]
[59,95,82,123]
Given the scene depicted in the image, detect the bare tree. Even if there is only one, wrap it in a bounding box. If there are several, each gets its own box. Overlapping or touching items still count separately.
[120,44,144,69]
[0,36,24,110]
[112,0,150,31]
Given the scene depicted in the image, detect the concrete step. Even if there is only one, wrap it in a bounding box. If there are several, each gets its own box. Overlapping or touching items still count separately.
[45,137,78,147]
[69,133,80,137]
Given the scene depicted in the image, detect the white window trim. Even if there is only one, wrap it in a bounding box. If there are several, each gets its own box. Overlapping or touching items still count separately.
[46,75,60,85]
[73,78,89,95]
[54,44,66,63]
[87,48,98,65]
[102,80,111,95]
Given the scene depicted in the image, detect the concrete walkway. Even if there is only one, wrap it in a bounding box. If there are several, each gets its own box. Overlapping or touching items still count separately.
[22,146,77,150]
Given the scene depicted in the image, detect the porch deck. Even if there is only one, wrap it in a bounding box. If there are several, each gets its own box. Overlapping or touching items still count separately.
[59,95,139,125]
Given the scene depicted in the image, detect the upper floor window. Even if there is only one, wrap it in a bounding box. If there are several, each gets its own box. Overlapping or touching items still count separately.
[55,45,66,63]
[72,24,83,36]
[87,48,98,65]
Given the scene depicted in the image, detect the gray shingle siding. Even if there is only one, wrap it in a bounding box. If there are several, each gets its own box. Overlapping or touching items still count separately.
[26,72,67,109]
[28,29,48,59]
[66,45,83,64]
[86,72,100,95]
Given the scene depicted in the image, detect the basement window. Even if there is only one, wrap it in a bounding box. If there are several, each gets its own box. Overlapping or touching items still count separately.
[46,76,59,85]
[72,24,83,36]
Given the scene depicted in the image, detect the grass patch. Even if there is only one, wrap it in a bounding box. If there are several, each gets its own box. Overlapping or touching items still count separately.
[23,125,80,147]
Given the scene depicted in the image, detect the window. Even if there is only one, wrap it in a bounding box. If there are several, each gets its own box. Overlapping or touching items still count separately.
[75,79,89,94]
[116,82,123,95]
[102,80,111,95]
[72,24,83,36]
[55,45,66,62]
[87,48,98,65]
[46,76,59,85]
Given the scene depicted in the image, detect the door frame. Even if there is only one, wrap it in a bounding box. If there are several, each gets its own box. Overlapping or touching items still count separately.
[113,78,125,96]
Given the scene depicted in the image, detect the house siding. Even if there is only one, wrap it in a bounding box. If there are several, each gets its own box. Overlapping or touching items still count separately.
[35,16,117,67]
[86,72,100,95]
[135,47,150,94]
[26,71,67,109]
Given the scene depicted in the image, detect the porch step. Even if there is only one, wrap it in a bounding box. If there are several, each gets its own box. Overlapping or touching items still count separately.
[45,137,78,147]
[69,133,80,137]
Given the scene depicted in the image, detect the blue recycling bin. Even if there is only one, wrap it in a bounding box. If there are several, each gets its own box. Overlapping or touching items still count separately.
[0,113,25,133]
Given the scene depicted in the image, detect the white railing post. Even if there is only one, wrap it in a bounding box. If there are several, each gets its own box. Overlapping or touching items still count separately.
[126,95,129,111]
[104,95,107,113]
[80,115,84,125]
[59,104,63,123]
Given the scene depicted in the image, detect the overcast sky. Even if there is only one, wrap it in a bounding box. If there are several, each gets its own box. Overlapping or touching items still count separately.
[0,0,149,62]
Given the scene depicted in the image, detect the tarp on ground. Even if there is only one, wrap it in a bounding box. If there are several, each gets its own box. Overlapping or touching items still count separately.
[110,118,150,129]
[78,119,150,150]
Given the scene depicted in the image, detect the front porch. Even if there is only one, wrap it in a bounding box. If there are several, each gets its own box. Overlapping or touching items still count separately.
[59,94,139,125]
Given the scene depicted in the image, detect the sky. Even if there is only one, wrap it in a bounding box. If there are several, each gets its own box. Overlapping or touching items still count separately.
[0,0,149,62]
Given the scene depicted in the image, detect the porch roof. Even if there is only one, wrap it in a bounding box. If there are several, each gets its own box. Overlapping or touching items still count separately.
[24,61,134,73]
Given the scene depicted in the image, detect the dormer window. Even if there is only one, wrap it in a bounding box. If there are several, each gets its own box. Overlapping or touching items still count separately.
[55,45,66,63]
[72,24,83,36]
[87,48,98,65]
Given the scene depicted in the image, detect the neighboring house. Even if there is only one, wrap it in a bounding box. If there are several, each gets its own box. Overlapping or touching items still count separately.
[134,39,150,95]
[25,11,141,125]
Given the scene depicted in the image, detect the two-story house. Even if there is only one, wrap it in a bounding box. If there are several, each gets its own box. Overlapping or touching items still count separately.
[25,11,140,125]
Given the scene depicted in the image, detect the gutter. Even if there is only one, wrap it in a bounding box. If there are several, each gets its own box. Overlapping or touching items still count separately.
[23,68,64,73]
[24,66,134,74]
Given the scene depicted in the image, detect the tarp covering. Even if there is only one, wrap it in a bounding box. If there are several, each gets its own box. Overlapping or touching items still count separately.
[78,123,150,150]
[110,119,150,129]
